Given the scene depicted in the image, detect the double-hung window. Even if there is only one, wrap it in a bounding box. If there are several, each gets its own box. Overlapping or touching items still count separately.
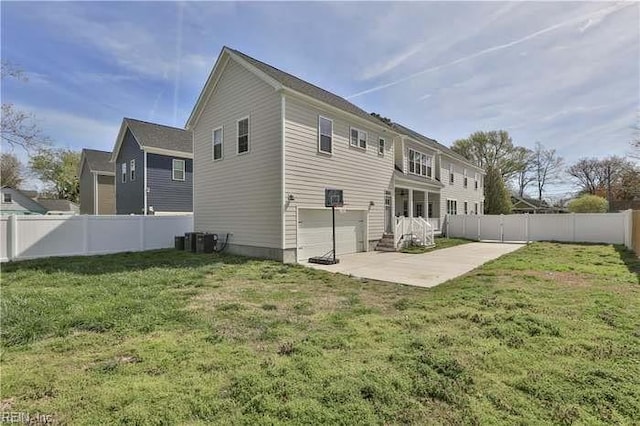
[172,159,185,181]
[464,201,468,214]
[463,169,468,188]
[449,164,454,184]
[318,116,333,154]
[237,117,249,154]
[3,193,12,203]
[408,149,431,177]
[474,203,479,214]
[447,199,458,215]
[378,138,385,156]
[350,127,367,149]
[474,173,479,190]
[121,163,127,183]
[130,159,136,181]
[212,127,223,160]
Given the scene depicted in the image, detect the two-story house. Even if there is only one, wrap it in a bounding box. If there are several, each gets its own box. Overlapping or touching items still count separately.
[78,149,116,215]
[110,118,193,215]
[187,47,483,262]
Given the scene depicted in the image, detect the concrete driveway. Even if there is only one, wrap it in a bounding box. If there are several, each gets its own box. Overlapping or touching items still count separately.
[303,242,524,288]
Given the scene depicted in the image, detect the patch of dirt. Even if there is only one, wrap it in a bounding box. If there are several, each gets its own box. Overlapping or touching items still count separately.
[1,397,15,411]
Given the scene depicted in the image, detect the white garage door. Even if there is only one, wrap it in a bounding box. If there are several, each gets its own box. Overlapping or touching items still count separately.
[298,209,365,261]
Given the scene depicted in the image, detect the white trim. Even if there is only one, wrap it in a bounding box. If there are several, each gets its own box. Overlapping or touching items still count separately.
[349,126,367,150]
[121,162,127,184]
[172,159,186,181]
[378,137,386,156]
[143,147,193,159]
[110,120,143,163]
[236,116,250,155]
[143,151,148,215]
[446,198,458,215]
[281,93,286,251]
[93,173,98,214]
[449,163,455,185]
[212,126,224,161]
[91,171,115,177]
[407,148,431,178]
[318,115,333,155]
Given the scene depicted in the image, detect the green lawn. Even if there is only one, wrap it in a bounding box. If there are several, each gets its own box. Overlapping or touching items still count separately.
[400,237,471,254]
[1,243,639,424]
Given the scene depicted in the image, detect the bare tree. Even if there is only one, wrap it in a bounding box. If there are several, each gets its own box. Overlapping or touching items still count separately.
[0,152,23,188]
[567,158,601,194]
[1,61,50,152]
[532,142,564,201]
[512,147,535,197]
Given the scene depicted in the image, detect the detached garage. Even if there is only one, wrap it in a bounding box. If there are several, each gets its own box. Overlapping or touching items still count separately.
[297,208,366,261]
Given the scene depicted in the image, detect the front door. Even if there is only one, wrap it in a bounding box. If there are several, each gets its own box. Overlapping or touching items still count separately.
[384,191,392,233]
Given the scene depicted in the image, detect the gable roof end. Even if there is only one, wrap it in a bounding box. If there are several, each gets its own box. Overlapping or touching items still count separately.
[110,118,192,162]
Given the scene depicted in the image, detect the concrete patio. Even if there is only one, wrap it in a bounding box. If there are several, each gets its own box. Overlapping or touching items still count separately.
[303,242,525,288]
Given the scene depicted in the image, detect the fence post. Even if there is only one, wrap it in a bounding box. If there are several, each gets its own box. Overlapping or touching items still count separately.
[82,215,90,255]
[462,215,467,238]
[139,215,145,251]
[525,213,530,244]
[624,209,632,250]
[8,215,18,261]
[477,216,481,241]
[445,214,449,239]
[571,213,576,242]
[500,214,504,242]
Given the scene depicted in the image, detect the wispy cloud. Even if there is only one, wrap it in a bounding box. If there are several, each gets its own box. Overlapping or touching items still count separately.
[360,43,424,81]
[347,2,632,99]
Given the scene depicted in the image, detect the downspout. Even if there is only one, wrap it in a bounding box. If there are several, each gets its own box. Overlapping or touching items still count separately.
[93,172,98,214]
[281,92,286,256]
[143,150,148,215]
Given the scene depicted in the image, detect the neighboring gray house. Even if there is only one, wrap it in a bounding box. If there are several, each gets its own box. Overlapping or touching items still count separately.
[110,118,193,215]
[1,187,47,215]
[79,149,115,215]
[187,47,484,262]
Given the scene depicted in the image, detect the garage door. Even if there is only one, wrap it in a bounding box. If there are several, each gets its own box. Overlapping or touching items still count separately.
[298,209,365,261]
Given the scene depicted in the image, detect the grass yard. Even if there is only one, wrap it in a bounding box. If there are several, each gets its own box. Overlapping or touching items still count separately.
[400,237,471,254]
[1,243,639,424]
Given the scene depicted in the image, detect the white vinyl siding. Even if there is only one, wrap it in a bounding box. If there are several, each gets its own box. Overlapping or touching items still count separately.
[212,127,223,160]
[350,127,367,149]
[237,117,249,154]
[440,157,484,219]
[172,159,185,181]
[130,159,136,181]
[192,58,281,249]
[318,116,333,154]
[284,96,394,250]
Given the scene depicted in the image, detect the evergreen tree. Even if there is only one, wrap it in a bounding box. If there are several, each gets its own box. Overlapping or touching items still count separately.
[484,165,512,214]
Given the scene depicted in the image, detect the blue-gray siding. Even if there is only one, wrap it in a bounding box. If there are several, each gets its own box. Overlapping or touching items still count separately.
[147,154,193,212]
[115,129,144,214]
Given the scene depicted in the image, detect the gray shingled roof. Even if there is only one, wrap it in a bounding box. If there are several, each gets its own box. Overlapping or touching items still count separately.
[391,122,482,170]
[228,48,392,130]
[36,198,79,212]
[124,118,192,154]
[82,149,114,174]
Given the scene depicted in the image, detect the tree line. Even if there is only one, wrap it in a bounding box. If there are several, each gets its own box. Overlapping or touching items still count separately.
[451,130,639,214]
[1,61,81,202]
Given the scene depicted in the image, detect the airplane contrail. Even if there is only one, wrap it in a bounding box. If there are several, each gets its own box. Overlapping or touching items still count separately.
[346,2,632,99]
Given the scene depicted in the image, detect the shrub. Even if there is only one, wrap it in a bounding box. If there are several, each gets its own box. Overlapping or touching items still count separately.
[567,195,608,213]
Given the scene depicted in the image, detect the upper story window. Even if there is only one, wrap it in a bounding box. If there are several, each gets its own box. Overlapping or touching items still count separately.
[318,116,333,154]
[212,127,223,161]
[3,193,12,203]
[449,164,454,184]
[130,159,136,181]
[237,117,249,154]
[121,163,126,183]
[474,203,479,214]
[464,201,468,214]
[474,173,479,190]
[378,138,385,156]
[463,169,468,188]
[408,149,431,177]
[172,159,185,181]
[350,127,367,149]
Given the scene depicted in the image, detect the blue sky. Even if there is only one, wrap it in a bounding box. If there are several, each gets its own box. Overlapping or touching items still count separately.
[2,1,638,198]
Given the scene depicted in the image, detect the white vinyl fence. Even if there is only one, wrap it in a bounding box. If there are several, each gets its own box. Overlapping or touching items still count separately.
[446,211,633,249]
[0,214,193,262]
